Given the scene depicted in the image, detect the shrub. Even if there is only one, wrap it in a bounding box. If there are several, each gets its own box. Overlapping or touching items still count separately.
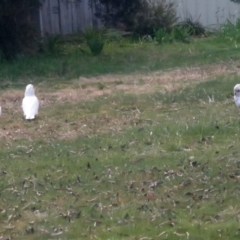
[0,0,41,60]
[94,0,178,37]
[172,26,191,43]
[154,28,172,44]
[38,35,62,55]
[133,0,178,37]
[83,28,105,56]
[93,0,143,30]
[179,16,206,36]
[87,38,104,56]
[218,18,240,43]
[154,26,190,44]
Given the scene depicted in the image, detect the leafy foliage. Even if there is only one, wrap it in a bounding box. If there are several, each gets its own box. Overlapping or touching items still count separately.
[38,35,62,55]
[218,18,240,43]
[94,0,178,37]
[0,0,41,60]
[154,28,172,44]
[172,26,191,43]
[154,26,190,44]
[133,0,178,37]
[94,0,144,29]
[179,16,206,36]
[86,38,104,56]
[83,28,105,55]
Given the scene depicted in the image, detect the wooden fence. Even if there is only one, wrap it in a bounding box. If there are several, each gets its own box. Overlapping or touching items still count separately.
[169,0,240,29]
[38,0,240,37]
[39,0,101,37]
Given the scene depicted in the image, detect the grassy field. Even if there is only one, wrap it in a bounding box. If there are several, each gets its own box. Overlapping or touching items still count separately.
[1,35,240,239]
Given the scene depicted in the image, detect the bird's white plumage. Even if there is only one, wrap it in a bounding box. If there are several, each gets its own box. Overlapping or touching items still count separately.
[22,84,39,120]
[234,84,240,108]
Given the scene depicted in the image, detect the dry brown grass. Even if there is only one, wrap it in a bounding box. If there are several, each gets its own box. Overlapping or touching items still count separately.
[1,61,236,105]
[52,87,112,103]
[0,104,142,144]
[68,61,237,96]
[0,62,236,143]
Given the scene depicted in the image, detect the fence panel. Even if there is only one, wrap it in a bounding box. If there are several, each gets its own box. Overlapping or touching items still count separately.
[39,0,98,36]
[170,0,240,28]
[39,0,240,36]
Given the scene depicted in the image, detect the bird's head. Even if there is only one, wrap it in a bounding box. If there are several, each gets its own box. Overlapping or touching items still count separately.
[25,84,35,97]
[234,84,240,97]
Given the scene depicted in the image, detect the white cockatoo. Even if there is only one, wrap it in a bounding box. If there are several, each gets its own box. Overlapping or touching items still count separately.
[234,84,240,108]
[22,84,39,120]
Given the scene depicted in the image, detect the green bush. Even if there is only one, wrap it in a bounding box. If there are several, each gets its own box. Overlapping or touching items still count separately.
[38,35,62,55]
[154,26,190,44]
[154,28,172,44]
[94,0,178,37]
[93,0,144,30]
[87,38,104,56]
[179,16,206,36]
[83,28,105,56]
[172,26,191,43]
[218,19,240,43]
[133,0,178,37]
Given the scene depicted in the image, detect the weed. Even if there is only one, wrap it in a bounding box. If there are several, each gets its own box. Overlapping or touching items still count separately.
[38,35,62,55]
[179,16,206,36]
[83,28,105,56]
[172,26,191,43]
[217,18,240,44]
[87,38,104,56]
[133,0,178,36]
[154,28,172,44]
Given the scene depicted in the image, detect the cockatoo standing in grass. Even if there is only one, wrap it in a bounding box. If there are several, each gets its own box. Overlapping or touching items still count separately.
[234,84,240,108]
[22,84,39,120]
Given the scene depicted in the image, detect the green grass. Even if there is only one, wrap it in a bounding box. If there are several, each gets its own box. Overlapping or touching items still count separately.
[0,36,240,84]
[1,36,240,239]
